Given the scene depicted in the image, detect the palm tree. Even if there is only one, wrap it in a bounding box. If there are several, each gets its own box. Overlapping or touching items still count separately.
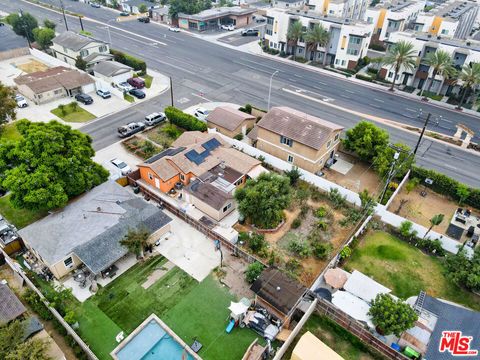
[457,62,480,109]
[304,24,330,62]
[423,214,444,239]
[420,50,456,97]
[120,228,150,259]
[287,20,304,60]
[382,41,417,91]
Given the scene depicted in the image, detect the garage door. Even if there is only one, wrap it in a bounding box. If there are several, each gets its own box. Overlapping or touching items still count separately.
[82,83,96,94]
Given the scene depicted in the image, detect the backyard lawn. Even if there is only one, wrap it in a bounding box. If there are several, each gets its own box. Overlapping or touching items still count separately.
[0,122,22,142]
[345,231,480,311]
[51,102,95,122]
[0,194,47,229]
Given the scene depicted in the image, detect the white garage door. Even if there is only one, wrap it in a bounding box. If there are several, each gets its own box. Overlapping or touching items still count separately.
[82,83,96,94]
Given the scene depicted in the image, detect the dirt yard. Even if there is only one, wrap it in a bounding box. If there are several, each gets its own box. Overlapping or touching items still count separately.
[16,59,49,73]
[215,252,254,300]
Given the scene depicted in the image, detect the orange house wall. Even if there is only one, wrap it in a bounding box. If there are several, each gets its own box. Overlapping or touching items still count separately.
[138,166,180,193]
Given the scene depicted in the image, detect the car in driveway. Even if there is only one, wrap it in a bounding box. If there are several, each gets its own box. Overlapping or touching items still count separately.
[110,158,132,175]
[169,26,180,32]
[15,94,28,108]
[194,107,209,121]
[241,29,258,36]
[117,82,133,93]
[96,89,111,99]
[127,77,145,89]
[129,88,146,99]
[221,24,235,31]
[75,93,93,105]
[118,122,145,138]
[145,112,166,126]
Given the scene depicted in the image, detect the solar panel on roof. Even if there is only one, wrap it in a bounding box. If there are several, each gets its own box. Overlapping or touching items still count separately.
[202,138,221,151]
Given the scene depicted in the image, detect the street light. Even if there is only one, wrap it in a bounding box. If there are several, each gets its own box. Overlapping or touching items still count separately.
[267,70,279,111]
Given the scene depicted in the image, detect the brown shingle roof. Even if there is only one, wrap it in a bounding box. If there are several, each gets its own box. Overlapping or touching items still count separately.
[207,106,255,132]
[185,179,233,210]
[256,107,344,150]
[14,66,94,94]
[0,283,26,324]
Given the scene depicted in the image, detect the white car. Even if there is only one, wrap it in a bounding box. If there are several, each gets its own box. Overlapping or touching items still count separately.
[96,89,111,99]
[144,112,166,126]
[110,158,132,176]
[117,82,134,93]
[194,107,209,121]
[169,26,180,32]
[221,24,235,31]
[15,95,28,108]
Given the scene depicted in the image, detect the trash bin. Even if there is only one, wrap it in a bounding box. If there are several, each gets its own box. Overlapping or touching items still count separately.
[133,186,140,194]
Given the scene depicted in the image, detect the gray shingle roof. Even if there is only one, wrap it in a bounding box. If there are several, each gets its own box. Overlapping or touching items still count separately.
[0,283,26,324]
[92,61,132,77]
[53,31,106,51]
[423,295,480,360]
[256,107,344,150]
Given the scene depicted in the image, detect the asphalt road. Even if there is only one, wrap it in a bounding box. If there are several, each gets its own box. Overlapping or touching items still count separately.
[2,0,480,187]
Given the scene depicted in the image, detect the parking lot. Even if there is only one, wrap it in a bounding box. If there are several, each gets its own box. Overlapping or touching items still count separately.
[217,25,265,47]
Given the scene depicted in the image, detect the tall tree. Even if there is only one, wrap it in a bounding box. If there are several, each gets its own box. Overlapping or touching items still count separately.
[43,19,56,30]
[32,28,55,50]
[421,50,455,97]
[343,121,389,162]
[368,294,418,336]
[0,321,50,360]
[374,142,414,179]
[457,62,480,109]
[382,41,416,91]
[6,12,38,41]
[120,228,150,258]
[284,166,302,186]
[168,0,212,18]
[75,55,87,71]
[287,20,304,60]
[0,120,109,211]
[0,83,17,126]
[304,24,329,62]
[424,213,445,238]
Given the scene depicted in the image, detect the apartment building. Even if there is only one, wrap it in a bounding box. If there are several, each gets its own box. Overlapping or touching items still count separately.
[413,0,479,39]
[273,0,306,9]
[265,8,374,69]
[385,30,480,94]
[365,0,426,42]
[307,0,369,20]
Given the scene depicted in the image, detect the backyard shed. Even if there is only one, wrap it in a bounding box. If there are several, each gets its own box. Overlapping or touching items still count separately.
[0,283,26,324]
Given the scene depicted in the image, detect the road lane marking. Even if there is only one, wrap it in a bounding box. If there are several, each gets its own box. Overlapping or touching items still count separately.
[345,90,355,94]
[373,98,384,102]
[341,95,351,99]
[294,74,302,78]
[406,108,417,112]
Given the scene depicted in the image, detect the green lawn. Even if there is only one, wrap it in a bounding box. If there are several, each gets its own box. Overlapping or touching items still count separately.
[345,231,480,311]
[51,102,96,122]
[0,122,22,142]
[283,313,385,360]
[143,74,153,88]
[123,93,135,103]
[0,194,47,229]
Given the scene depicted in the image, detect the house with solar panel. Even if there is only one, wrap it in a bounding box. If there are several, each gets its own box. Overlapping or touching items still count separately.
[137,132,267,221]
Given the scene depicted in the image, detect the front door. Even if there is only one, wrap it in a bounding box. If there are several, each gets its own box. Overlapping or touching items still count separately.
[154,178,160,189]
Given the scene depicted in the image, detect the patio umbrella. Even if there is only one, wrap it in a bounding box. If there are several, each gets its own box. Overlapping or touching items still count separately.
[228,301,249,317]
[324,268,349,289]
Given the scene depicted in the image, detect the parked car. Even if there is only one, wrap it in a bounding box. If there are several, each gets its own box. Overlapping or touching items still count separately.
[129,88,146,99]
[117,82,133,93]
[0,22,4,27]
[96,89,111,99]
[117,122,146,138]
[15,94,28,108]
[241,29,258,36]
[75,93,93,105]
[90,2,101,8]
[169,26,180,32]
[145,112,166,126]
[127,77,145,89]
[138,17,150,23]
[255,16,266,23]
[194,107,209,121]
[110,158,132,175]
[221,24,235,31]
[119,11,129,16]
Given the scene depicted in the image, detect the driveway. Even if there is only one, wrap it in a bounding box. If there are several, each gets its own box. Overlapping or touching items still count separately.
[93,141,141,179]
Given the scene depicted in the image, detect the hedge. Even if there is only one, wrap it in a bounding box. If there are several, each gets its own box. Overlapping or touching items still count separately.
[355,73,373,82]
[164,106,207,132]
[110,49,147,75]
[411,166,480,209]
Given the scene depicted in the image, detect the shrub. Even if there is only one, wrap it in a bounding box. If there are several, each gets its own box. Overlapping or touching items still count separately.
[164,106,207,131]
[69,101,78,112]
[58,104,66,116]
[315,206,327,218]
[368,294,418,336]
[23,289,53,320]
[234,133,244,141]
[285,258,302,275]
[339,208,363,227]
[248,233,267,253]
[355,73,373,82]
[110,48,147,75]
[405,178,420,193]
[291,218,302,229]
[288,239,311,258]
[339,245,352,260]
[369,43,386,51]
[245,104,252,114]
[328,188,347,209]
[245,262,264,283]
[311,241,332,259]
[161,124,182,139]
[316,220,328,231]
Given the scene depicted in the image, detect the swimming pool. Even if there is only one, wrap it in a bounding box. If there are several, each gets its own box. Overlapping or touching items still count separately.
[112,315,196,360]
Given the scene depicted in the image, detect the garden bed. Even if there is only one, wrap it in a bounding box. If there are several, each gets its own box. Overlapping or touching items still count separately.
[122,136,161,160]
[144,123,183,148]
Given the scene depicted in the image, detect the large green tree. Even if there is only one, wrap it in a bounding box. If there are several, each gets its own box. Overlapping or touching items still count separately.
[43,19,56,30]
[0,321,50,360]
[457,62,480,109]
[168,0,212,18]
[0,83,17,126]
[445,249,480,292]
[287,20,304,60]
[368,294,418,336]
[0,120,108,211]
[343,121,389,162]
[120,227,150,258]
[374,142,413,178]
[382,40,416,91]
[6,12,38,41]
[32,28,55,50]
[235,172,291,229]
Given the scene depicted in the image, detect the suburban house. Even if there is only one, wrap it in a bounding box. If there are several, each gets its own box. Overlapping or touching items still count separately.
[92,60,134,85]
[137,132,265,221]
[250,267,307,328]
[206,106,256,138]
[265,8,374,68]
[272,0,305,9]
[51,31,110,67]
[121,0,156,14]
[0,283,26,325]
[177,7,256,31]
[151,6,172,24]
[248,106,344,174]
[18,181,173,280]
[14,66,95,105]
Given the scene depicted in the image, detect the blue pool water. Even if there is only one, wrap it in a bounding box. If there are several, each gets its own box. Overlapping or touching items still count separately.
[116,320,194,360]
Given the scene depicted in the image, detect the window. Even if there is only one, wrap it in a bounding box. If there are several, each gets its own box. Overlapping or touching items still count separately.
[266,29,272,35]
[367,17,373,23]
[64,257,73,268]
[334,133,339,141]
[441,29,448,35]
[99,45,107,52]
[298,48,303,54]
[341,60,346,66]
[388,71,393,78]
[148,172,153,180]
[54,89,63,94]
[349,37,361,45]
[287,155,294,163]
[180,173,185,181]
[280,135,293,147]
[223,203,232,213]
[234,178,243,186]
[327,140,332,148]
[267,17,274,25]
[347,49,359,55]
[80,49,89,57]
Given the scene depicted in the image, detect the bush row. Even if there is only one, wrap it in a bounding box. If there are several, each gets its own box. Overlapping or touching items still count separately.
[355,73,373,82]
[164,106,207,132]
[110,49,147,75]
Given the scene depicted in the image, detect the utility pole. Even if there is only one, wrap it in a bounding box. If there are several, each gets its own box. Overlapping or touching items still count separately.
[59,0,69,31]
[170,76,174,107]
[79,16,84,31]
[414,112,431,155]
[19,10,32,49]
[379,150,400,204]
